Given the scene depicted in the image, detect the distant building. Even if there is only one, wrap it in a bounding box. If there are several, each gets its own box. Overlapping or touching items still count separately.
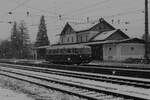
[58,18,130,61]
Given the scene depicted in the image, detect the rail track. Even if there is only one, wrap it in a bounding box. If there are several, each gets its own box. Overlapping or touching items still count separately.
[1,59,150,79]
[0,63,150,99]
[0,60,150,79]
[0,63,150,89]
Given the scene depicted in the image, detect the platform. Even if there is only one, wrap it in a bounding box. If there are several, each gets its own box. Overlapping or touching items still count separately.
[88,60,150,67]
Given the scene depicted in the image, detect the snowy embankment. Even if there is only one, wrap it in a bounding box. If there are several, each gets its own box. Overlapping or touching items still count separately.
[0,75,86,100]
[0,87,33,100]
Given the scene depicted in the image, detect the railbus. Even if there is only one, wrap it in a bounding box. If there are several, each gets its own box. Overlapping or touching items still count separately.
[45,44,92,64]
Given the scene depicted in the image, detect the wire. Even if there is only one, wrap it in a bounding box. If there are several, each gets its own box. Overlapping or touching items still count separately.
[9,0,59,16]
[103,9,144,18]
[0,0,32,22]
[63,0,111,16]
[64,8,144,25]
[9,0,32,13]
[0,0,147,27]
[6,0,144,24]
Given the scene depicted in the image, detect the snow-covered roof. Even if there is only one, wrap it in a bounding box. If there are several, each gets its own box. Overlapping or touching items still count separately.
[83,38,144,45]
[35,45,50,49]
[68,22,98,32]
[47,44,90,50]
[92,30,118,41]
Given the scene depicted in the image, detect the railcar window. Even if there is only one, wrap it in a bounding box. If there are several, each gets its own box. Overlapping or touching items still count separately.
[54,49,56,54]
[78,48,82,54]
[51,50,53,54]
[67,49,71,53]
[48,50,51,54]
[62,48,66,54]
[57,49,59,54]
[60,49,63,54]
[53,50,55,54]
[56,49,59,54]
[82,48,86,54]
[74,48,78,53]
[80,48,91,54]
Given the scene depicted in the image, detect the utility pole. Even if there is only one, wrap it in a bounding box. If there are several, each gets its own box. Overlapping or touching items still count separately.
[145,0,149,63]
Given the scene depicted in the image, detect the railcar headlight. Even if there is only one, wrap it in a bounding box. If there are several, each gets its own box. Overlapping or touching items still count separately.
[67,57,71,61]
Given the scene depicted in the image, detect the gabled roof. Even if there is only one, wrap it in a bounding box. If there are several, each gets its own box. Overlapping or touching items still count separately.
[61,18,115,33]
[35,45,50,49]
[92,30,118,41]
[60,22,74,35]
[68,22,97,32]
[83,38,145,46]
[90,29,129,41]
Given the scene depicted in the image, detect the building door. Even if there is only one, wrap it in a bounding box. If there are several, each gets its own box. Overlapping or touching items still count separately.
[91,45,103,60]
[37,48,46,59]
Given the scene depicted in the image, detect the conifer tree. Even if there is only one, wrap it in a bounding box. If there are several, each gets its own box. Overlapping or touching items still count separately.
[35,15,49,47]
[10,21,20,58]
[10,21,31,59]
[0,40,12,58]
[18,20,31,58]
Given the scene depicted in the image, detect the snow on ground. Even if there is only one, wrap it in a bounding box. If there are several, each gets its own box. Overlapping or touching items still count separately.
[0,75,87,100]
[5,66,150,98]
[0,87,34,100]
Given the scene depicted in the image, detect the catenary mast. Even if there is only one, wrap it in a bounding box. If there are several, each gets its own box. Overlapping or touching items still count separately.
[145,0,149,63]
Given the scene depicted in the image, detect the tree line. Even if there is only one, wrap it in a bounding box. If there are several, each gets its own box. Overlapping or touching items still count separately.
[0,15,49,59]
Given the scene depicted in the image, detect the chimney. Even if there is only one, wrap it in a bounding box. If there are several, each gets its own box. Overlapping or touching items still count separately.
[87,17,89,23]
[99,18,104,23]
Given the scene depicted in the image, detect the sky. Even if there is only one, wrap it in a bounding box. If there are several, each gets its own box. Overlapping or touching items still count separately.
[0,0,149,44]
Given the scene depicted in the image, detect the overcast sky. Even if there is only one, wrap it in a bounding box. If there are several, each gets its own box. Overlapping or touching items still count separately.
[0,0,149,43]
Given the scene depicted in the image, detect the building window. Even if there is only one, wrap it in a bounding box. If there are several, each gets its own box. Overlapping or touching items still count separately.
[72,37,73,42]
[86,35,88,42]
[80,35,82,42]
[131,47,134,51]
[109,47,112,51]
[61,38,63,43]
[67,37,69,42]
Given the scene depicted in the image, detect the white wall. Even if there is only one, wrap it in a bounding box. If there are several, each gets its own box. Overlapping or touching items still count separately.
[103,44,118,61]
[103,43,145,61]
[59,33,77,44]
[118,43,145,61]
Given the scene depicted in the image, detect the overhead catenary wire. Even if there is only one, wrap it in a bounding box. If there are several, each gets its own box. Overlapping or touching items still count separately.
[63,0,111,16]
[0,0,147,30]
[0,0,32,22]
[9,0,59,16]
[0,7,145,26]
[4,0,144,24]
[8,0,141,23]
[9,0,32,13]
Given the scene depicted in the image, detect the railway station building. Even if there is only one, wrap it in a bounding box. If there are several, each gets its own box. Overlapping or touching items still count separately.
[36,18,149,62]
[57,18,145,62]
